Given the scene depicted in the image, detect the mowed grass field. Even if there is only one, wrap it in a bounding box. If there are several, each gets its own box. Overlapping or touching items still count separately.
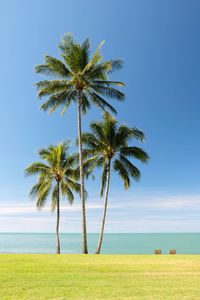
[0,254,200,299]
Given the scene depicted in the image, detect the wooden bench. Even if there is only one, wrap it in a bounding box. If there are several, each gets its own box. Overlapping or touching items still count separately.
[155,249,162,255]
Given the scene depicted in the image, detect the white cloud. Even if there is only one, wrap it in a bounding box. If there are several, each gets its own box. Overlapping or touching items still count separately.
[108,193,200,210]
[0,190,200,232]
[0,203,104,215]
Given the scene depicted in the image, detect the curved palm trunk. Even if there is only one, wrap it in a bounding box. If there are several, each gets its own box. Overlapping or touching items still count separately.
[95,160,111,254]
[56,181,60,254]
[78,91,88,254]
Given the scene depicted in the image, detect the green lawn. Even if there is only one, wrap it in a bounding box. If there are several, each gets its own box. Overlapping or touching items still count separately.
[0,254,200,299]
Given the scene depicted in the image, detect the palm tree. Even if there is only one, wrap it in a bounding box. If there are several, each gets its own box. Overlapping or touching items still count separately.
[81,113,149,254]
[24,141,81,254]
[35,33,125,253]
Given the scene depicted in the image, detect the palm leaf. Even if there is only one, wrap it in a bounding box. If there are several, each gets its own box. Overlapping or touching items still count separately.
[120,147,149,162]
[107,59,124,73]
[112,159,130,189]
[120,155,140,181]
[88,91,117,114]
[35,55,71,78]
[82,40,104,74]
[40,89,74,113]
[25,162,51,176]
[93,80,125,87]
[36,180,52,208]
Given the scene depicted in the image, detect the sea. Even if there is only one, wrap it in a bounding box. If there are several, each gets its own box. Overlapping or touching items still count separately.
[0,233,199,254]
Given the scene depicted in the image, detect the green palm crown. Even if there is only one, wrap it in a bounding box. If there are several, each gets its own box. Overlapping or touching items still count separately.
[82,112,149,196]
[24,141,80,210]
[35,33,125,115]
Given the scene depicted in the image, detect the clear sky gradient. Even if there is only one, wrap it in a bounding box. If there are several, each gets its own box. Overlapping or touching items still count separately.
[0,0,200,232]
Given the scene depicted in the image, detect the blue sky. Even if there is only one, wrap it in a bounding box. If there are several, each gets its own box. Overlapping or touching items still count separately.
[0,0,200,232]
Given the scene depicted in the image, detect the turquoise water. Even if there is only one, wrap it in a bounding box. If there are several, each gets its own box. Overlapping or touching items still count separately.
[0,233,199,254]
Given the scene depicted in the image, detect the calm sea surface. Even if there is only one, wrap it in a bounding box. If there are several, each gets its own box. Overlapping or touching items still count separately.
[0,233,199,254]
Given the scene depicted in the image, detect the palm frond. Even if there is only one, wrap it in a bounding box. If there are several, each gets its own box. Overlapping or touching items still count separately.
[34,65,59,77]
[131,128,145,142]
[60,41,87,73]
[61,90,77,115]
[82,40,104,74]
[62,152,77,169]
[90,121,105,141]
[80,148,99,160]
[57,33,74,55]
[64,168,80,181]
[84,155,104,176]
[88,91,117,114]
[36,80,73,98]
[35,55,71,78]
[81,132,99,148]
[36,181,52,208]
[60,181,74,204]
[84,64,109,81]
[65,179,81,195]
[92,85,125,101]
[24,162,51,176]
[29,181,43,199]
[40,89,74,113]
[37,148,51,159]
[93,80,125,87]
[115,126,145,146]
[81,38,90,68]
[112,159,130,189]
[120,155,140,181]
[120,147,149,162]
[107,59,124,73]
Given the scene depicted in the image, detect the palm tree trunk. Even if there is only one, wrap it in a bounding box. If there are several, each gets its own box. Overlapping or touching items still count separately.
[78,91,88,254]
[56,181,60,254]
[95,160,111,254]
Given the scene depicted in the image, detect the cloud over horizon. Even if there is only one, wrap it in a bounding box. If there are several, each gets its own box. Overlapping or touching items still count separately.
[0,190,200,233]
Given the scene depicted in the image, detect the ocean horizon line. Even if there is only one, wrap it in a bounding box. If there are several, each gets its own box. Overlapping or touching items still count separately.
[0,232,199,234]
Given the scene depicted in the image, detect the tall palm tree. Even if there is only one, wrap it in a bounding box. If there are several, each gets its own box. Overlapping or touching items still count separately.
[24,141,81,254]
[81,113,149,254]
[35,33,125,253]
